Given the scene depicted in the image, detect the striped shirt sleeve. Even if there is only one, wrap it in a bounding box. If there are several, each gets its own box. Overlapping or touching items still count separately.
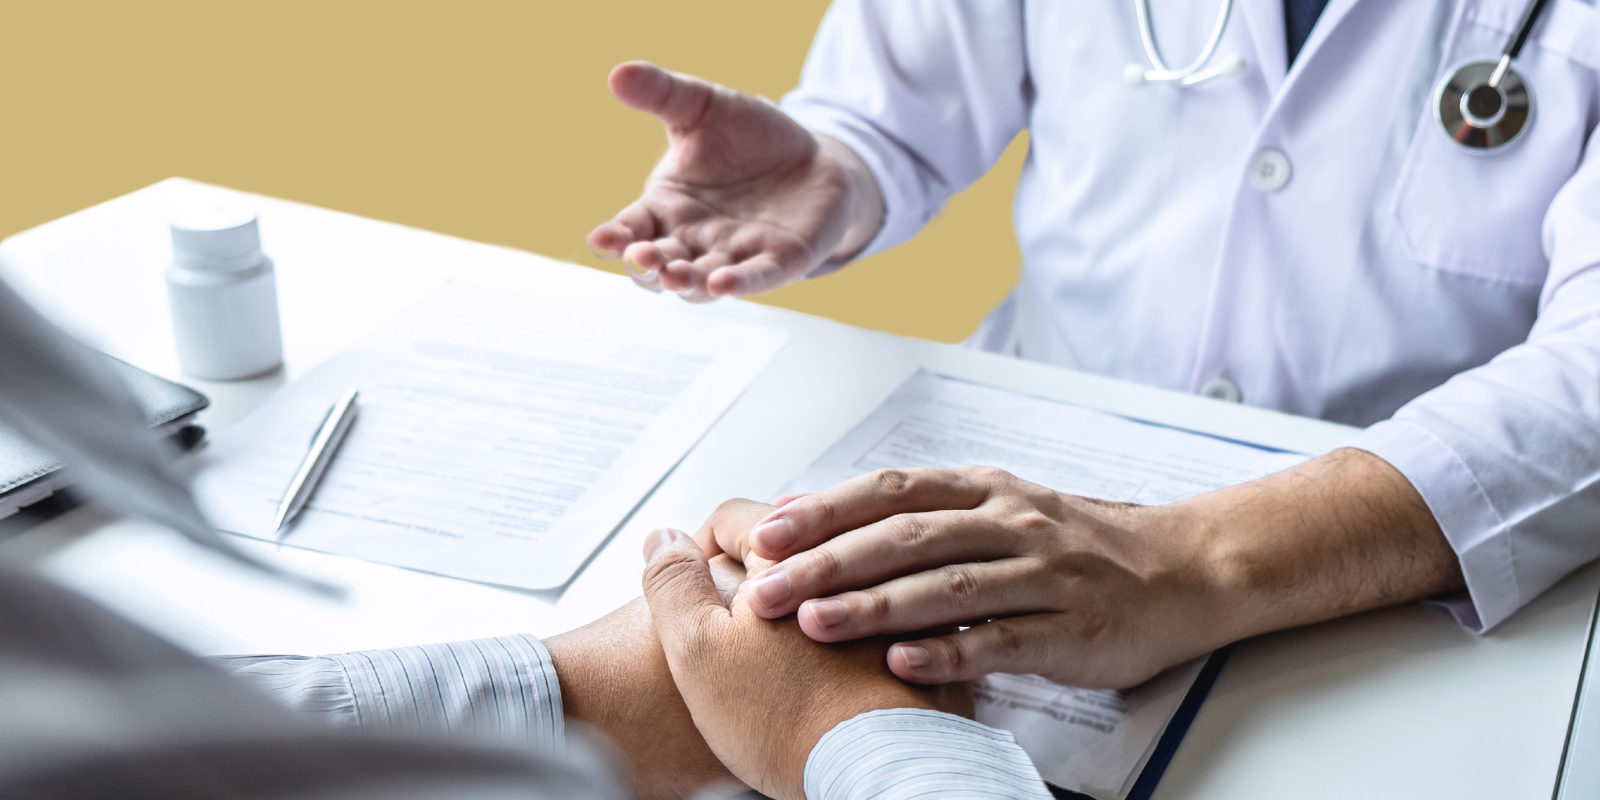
[215,633,563,752]
[805,709,1052,800]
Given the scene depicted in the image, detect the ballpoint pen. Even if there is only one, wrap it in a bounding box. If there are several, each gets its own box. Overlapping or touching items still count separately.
[273,387,360,538]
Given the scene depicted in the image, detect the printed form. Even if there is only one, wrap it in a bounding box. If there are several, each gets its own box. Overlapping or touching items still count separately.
[195,283,788,590]
[783,371,1308,798]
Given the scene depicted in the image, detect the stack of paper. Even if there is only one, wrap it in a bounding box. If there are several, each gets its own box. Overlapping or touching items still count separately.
[195,283,788,590]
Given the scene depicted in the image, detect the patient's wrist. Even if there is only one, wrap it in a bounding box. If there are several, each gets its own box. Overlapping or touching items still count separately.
[544,598,654,727]
[547,598,739,799]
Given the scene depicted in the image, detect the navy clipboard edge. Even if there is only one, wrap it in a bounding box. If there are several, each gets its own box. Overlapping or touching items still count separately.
[1049,645,1234,800]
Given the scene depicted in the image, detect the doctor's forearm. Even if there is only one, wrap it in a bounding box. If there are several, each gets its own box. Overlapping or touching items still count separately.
[1185,448,1465,642]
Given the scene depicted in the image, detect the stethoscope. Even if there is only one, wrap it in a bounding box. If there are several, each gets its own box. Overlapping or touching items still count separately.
[1124,0,1553,152]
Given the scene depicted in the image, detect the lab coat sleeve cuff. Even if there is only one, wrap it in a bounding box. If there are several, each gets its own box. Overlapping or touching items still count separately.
[779,100,942,264]
[804,708,1052,800]
[1345,419,1518,632]
[218,633,565,750]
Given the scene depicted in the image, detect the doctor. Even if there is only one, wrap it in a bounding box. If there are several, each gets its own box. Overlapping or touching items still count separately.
[588,0,1600,690]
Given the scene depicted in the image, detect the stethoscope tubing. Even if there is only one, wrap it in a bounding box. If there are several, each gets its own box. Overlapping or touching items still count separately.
[1128,0,1554,153]
[1132,0,1235,83]
[1503,0,1551,61]
[1128,0,1550,90]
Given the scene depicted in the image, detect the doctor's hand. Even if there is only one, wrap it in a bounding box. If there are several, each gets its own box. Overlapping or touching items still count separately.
[641,526,970,800]
[711,452,1464,690]
[586,61,884,301]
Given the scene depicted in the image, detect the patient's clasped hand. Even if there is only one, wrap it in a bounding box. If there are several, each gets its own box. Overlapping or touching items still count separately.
[544,499,972,800]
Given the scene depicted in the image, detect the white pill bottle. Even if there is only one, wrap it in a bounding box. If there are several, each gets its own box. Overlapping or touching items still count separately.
[166,205,284,380]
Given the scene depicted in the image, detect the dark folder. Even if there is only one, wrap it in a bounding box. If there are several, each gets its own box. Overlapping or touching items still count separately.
[0,356,209,519]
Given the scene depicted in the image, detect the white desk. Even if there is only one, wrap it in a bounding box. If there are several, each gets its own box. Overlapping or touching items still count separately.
[2,178,1593,799]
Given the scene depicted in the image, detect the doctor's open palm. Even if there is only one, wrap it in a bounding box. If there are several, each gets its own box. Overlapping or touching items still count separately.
[586,62,881,301]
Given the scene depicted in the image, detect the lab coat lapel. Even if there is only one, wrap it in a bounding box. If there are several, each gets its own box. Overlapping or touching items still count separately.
[1282,0,1365,84]
[1237,0,1288,94]
[1237,0,1367,96]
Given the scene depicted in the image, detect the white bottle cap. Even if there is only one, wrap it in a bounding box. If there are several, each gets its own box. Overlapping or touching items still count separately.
[170,205,265,272]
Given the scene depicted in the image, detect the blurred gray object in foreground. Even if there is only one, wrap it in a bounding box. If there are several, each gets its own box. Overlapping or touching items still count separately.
[0,355,209,521]
[0,563,625,800]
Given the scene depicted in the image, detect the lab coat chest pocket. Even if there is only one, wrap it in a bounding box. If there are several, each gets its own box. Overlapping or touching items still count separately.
[1392,0,1600,285]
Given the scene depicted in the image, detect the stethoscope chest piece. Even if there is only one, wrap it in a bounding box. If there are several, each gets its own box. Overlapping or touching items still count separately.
[1436,61,1533,152]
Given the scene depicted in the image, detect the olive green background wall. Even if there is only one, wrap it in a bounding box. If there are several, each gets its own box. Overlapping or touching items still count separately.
[0,2,1024,343]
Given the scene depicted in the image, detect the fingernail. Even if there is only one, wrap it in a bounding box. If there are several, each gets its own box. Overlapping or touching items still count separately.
[624,258,662,292]
[749,572,791,608]
[752,518,795,553]
[805,599,848,628]
[623,256,657,280]
[895,645,930,668]
[588,245,620,261]
[642,528,679,562]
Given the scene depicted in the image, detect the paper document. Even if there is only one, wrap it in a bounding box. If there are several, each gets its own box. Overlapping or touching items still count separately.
[783,371,1307,798]
[195,283,788,590]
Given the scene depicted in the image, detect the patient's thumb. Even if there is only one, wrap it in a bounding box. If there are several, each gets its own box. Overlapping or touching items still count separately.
[642,528,726,628]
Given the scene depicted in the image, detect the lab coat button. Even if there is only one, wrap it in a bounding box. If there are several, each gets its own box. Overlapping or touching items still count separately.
[1249,148,1292,192]
[1201,378,1242,403]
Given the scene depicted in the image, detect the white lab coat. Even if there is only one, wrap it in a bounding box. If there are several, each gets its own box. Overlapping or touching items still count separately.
[780,0,1600,632]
